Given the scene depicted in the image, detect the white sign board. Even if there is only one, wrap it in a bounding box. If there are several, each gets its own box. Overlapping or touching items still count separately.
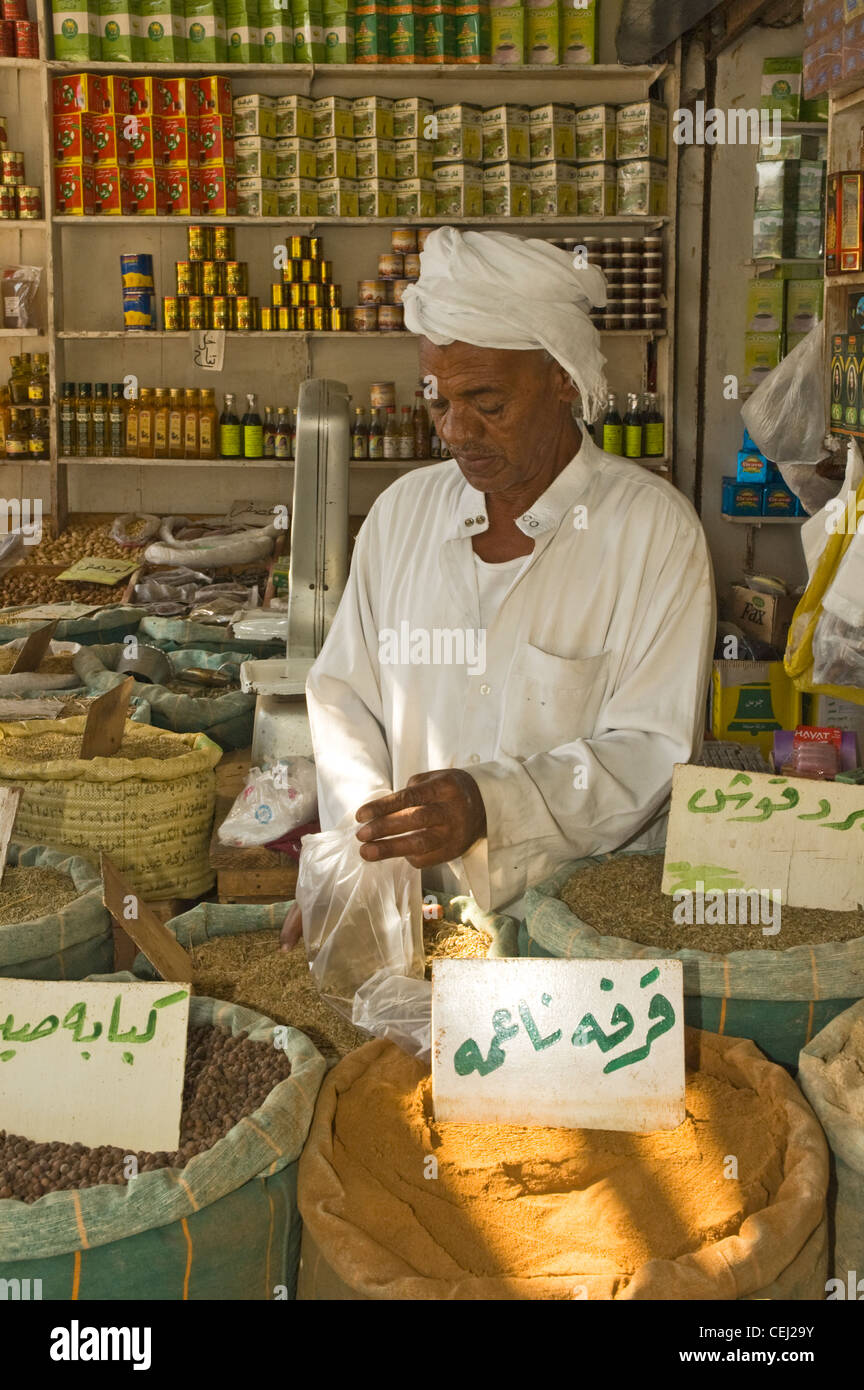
[663,763,864,911]
[192,329,225,372]
[432,958,685,1133]
[0,980,190,1151]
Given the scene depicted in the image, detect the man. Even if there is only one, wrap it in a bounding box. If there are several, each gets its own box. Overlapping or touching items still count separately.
[283,228,715,944]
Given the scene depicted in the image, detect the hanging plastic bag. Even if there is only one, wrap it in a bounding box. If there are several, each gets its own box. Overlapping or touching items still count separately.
[295,817,429,1060]
[742,325,826,467]
[217,759,319,847]
[2,265,41,330]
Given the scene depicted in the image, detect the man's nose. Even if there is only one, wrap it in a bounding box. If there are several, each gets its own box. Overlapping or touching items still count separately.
[441,403,483,449]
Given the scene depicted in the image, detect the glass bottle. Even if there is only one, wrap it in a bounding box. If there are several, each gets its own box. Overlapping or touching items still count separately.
[137,387,155,459]
[153,387,170,460]
[29,406,50,461]
[398,404,414,459]
[242,392,263,459]
[183,389,199,458]
[383,405,399,460]
[351,406,369,460]
[75,382,93,457]
[430,420,441,459]
[275,404,291,460]
[59,381,76,457]
[91,382,109,457]
[168,387,185,460]
[368,406,383,461]
[28,353,49,405]
[5,407,28,460]
[623,393,643,459]
[0,384,10,458]
[263,404,276,459]
[643,392,665,458]
[109,383,125,457]
[8,356,28,406]
[198,388,217,459]
[125,391,140,457]
[289,406,298,460]
[219,392,241,458]
[601,392,623,456]
[412,389,430,459]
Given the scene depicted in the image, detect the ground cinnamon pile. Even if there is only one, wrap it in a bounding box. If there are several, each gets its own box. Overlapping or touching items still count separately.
[821,1016,864,1121]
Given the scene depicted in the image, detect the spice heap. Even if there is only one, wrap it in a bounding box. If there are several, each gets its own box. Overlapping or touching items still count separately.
[0,866,80,925]
[0,572,129,609]
[423,918,491,979]
[0,650,75,675]
[0,1026,292,1202]
[1,731,181,762]
[188,928,366,1062]
[560,854,864,952]
[324,1041,787,1281]
[19,518,148,565]
[821,1016,864,1122]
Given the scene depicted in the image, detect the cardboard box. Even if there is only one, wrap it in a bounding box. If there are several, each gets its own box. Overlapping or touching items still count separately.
[54,163,98,214]
[393,96,433,139]
[736,447,770,484]
[276,94,314,139]
[313,95,354,139]
[483,162,531,216]
[758,132,826,161]
[530,160,578,215]
[529,103,576,162]
[393,137,433,179]
[352,95,394,139]
[117,115,155,166]
[119,164,157,214]
[434,103,483,162]
[52,73,110,114]
[235,135,279,179]
[356,136,396,178]
[755,157,825,212]
[233,94,278,139]
[354,1,388,61]
[154,114,192,167]
[711,659,803,756]
[357,176,396,216]
[315,136,357,179]
[752,209,794,259]
[482,104,529,164]
[156,167,200,215]
[527,5,558,64]
[316,175,359,216]
[197,114,235,166]
[277,176,318,216]
[276,136,317,179]
[434,160,484,216]
[617,159,667,217]
[745,279,785,333]
[617,100,668,162]
[795,210,823,259]
[762,483,798,517]
[561,0,596,64]
[577,162,617,217]
[490,6,524,64]
[322,12,354,61]
[786,278,823,333]
[729,584,797,647]
[395,176,436,217]
[721,477,765,517]
[197,167,238,214]
[575,104,616,162]
[830,332,846,433]
[744,332,784,386]
[237,177,279,216]
[53,113,97,164]
[153,76,187,115]
[188,75,232,117]
[761,55,803,121]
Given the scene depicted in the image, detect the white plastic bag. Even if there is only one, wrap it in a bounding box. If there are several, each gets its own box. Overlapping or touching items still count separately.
[216,758,318,847]
[742,325,826,467]
[295,817,429,1060]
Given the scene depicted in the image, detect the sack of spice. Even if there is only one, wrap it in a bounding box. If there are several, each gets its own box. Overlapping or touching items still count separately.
[0,978,326,1300]
[0,843,112,979]
[522,849,864,1070]
[798,998,864,1283]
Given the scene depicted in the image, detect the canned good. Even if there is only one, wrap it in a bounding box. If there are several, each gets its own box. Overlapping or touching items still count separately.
[4,0,29,21]
[281,260,300,284]
[318,259,333,283]
[298,258,316,283]
[603,314,623,331]
[14,20,37,55]
[271,282,287,307]
[123,289,157,330]
[352,304,378,332]
[306,283,325,307]
[642,252,663,269]
[277,306,293,331]
[358,280,386,305]
[162,295,183,331]
[288,234,310,259]
[0,21,13,56]
[120,252,154,289]
[643,235,663,252]
[378,252,403,280]
[383,280,395,305]
[308,236,322,260]
[392,279,412,304]
[16,185,40,218]
[261,306,274,331]
[236,295,257,329]
[643,313,664,330]
[391,226,417,255]
[370,381,396,409]
[312,306,330,331]
[620,252,642,270]
[211,296,230,329]
[621,313,641,330]
[288,283,307,307]
[202,260,224,296]
[378,304,404,332]
[326,283,342,308]
[187,224,212,261]
[225,261,247,296]
[213,225,236,260]
[331,307,347,331]
[416,227,434,252]
[403,252,421,280]
[0,185,14,218]
[175,260,200,295]
[1,150,24,183]
[187,296,205,329]
[295,307,312,331]
[0,116,8,151]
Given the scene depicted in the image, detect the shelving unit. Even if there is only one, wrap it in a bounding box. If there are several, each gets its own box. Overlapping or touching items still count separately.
[3,4,680,530]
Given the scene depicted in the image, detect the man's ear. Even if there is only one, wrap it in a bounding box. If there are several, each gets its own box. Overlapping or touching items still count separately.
[552,362,581,408]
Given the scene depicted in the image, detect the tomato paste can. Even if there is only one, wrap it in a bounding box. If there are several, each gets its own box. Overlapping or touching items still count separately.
[416,226,434,251]
[0,20,16,54]
[14,19,38,55]
[0,115,8,150]
[16,185,41,219]
[1,149,24,183]
[378,251,404,280]
[370,381,396,408]
[0,185,15,218]
[403,252,421,279]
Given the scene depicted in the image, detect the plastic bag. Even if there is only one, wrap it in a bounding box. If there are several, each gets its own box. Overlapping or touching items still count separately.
[2,265,41,330]
[217,758,319,847]
[742,325,826,467]
[812,520,864,687]
[295,817,429,1060]
[110,513,161,548]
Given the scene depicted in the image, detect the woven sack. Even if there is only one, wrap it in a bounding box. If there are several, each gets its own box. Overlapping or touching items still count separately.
[0,843,112,979]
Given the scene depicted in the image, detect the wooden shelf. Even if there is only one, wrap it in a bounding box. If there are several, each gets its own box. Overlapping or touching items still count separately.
[46,60,666,86]
[57,454,435,468]
[0,327,44,336]
[0,57,41,70]
[721,514,805,525]
[59,328,667,340]
[0,220,48,230]
[54,213,670,228]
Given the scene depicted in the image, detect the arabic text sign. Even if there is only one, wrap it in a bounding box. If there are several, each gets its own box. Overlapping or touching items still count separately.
[663,764,864,911]
[192,329,225,372]
[0,981,190,1151]
[432,959,685,1133]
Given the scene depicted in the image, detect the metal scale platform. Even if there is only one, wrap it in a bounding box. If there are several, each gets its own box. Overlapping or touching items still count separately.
[240,377,351,762]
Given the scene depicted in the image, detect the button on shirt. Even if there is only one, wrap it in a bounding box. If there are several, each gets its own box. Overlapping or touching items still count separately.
[305,425,716,912]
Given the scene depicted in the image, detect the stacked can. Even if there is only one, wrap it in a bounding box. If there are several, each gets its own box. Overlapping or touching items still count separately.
[579,234,665,332]
[261,234,346,332]
[351,226,425,333]
[164,223,259,331]
[0,0,37,58]
[121,252,156,331]
[0,113,42,220]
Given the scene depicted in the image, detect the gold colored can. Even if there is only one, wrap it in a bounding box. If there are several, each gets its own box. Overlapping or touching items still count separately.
[298,258,316,283]
[211,296,230,329]
[162,295,182,331]
[312,306,330,331]
[0,185,16,218]
[1,150,24,183]
[225,261,247,296]
[187,224,212,260]
[288,234,310,259]
[277,306,293,331]
[213,225,236,260]
[288,283,307,307]
[295,307,311,331]
[271,282,287,307]
[391,226,418,254]
[16,186,41,219]
[378,303,404,331]
[261,306,274,331]
[306,282,325,307]
[202,260,224,296]
[351,304,378,331]
[281,260,299,284]
[176,260,201,295]
[187,296,205,329]
[326,283,342,308]
[308,236,322,260]
[331,306,347,331]
[318,259,333,283]
[403,252,422,279]
[235,295,255,329]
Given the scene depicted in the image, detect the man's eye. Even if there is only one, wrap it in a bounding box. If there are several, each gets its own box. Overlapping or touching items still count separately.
[478,403,503,416]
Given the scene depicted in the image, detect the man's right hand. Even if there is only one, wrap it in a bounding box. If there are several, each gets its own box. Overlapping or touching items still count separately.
[280,902,303,952]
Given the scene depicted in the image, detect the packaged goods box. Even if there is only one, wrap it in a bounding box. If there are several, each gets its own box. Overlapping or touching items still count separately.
[530,160,578,215]
[354,1,388,60]
[276,136,317,179]
[393,138,431,180]
[314,96,354,139]
[452,1,488,63]
[315,136,357,179]
[761,55,803,121]
[490,6,524,64]
[526,5,558,64]
[577,162,617,217]
[728,584,797,647]
[278,176,318,215]
[529,104,576,162]
[353,95,394,139]
[277,95,314,139]
[561,0,595,64]
[316,175,359,216]
[237,176,279,216]
[357,136,396,178]
[754,158,826,212]
[617,159,667,216]
[323,12,353,61]
[617,100,668,162]
[396,177,436,217]
[434,104,483,162]
[357,176,396,216]
[744,332,784,387]
[745,279,785,333]
[483,162,531,216]
[482,105,529,164]
[434,160,484,216]
[235,136,278,180]
[233,94,278,139]
[786,278,823,333]
[394,96,433,139]
[575,105,616,163]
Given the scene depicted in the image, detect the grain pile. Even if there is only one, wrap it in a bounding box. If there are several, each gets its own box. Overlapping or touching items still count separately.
[0,571,128,609]
[0,866,80,925]
[423,919,491,979]
[323,1042,789,1282]
[822,1016,864,1121]
[19,520,147,567]
[4,732,180,762]
[189,929,366,1062]
[561,854,864,951]
[0,1027,292,1202]
[0,651,75,675]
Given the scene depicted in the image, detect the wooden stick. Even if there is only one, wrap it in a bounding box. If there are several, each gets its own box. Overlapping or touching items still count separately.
[101,854,195,984]
[9,619,59,674]
[0,787,22,886]
[80,676,134,759]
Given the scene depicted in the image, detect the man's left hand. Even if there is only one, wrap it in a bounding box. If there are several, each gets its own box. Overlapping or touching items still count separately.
[355,770,487,868]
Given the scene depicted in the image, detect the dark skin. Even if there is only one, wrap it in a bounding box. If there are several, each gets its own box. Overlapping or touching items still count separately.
[282,341,582,948]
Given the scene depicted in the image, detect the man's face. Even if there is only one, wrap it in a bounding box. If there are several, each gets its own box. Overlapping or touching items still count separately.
[419,339,576,494]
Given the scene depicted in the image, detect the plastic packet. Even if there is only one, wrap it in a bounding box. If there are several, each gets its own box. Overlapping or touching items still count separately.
[110,513,161,548]
[2,265,41,330]
[741,325,825,467]
[217,758,318,847]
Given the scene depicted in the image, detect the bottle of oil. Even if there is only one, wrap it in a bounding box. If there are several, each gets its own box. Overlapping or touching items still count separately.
[412,390,430,459]
[290,407,298,460]
[623,393,643,460]
[125,390,140,457]
[29,406,49,461]
[5,406,28,460]
[383,405,399,460]
[153,387,170,460]
[59,381,76,457]
[219,392,241,458]
[183,389,199,458]
[92,382,109,457]
[263,405,276,459]
[275,404,291,460]
[643,392,665,458]
[368,406,383,461]
[430,421,441,459]
[398,405,414,460]
[351,406,369,460]
[601,392,623,456]
[8,356,28,406]
[198,388,217,459]
[75,382,93,457]
[28,353,49,405]
[242,392,263,459]
[0,384,10,458]
[168,387,185,460]
[137,387,154,459]
[108,384,125,457]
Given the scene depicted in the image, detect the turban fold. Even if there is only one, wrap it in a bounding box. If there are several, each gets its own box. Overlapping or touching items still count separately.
[401,227,610,422]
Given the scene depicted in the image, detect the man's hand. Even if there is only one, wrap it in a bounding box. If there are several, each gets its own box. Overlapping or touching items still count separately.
[355,770,487,869]
[280,902,303,952]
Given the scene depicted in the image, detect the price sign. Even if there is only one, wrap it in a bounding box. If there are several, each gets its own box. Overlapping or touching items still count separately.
[432,958,685,1133]
[192,329,225,372]
[0,979,190,1150]
[56,556,138,586]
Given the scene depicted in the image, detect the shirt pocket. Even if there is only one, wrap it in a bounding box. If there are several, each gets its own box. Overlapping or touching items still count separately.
[499,644,610,760]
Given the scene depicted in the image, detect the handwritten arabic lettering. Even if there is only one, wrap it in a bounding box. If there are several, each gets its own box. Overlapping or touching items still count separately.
[687,775,864,831]
[0,990,189,1063]
[193,332,219,369]
[453,972,677,1080]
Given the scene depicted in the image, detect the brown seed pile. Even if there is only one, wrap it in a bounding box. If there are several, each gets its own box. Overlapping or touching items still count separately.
[423,919,492,979]
[189,929,366,1062]
[0,866,80,924]
[19,521,146,567]
[0,1025,292,1202]
[2,732,182,762]
[560,855,864,952]
[0,651,76,675]
[0,571,127,610]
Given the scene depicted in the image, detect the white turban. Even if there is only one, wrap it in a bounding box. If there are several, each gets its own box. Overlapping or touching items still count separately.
[401,227,609,423]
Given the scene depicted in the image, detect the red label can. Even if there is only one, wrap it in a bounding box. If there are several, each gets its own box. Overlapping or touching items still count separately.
[13,19,38,55]
[0,20,14,55]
